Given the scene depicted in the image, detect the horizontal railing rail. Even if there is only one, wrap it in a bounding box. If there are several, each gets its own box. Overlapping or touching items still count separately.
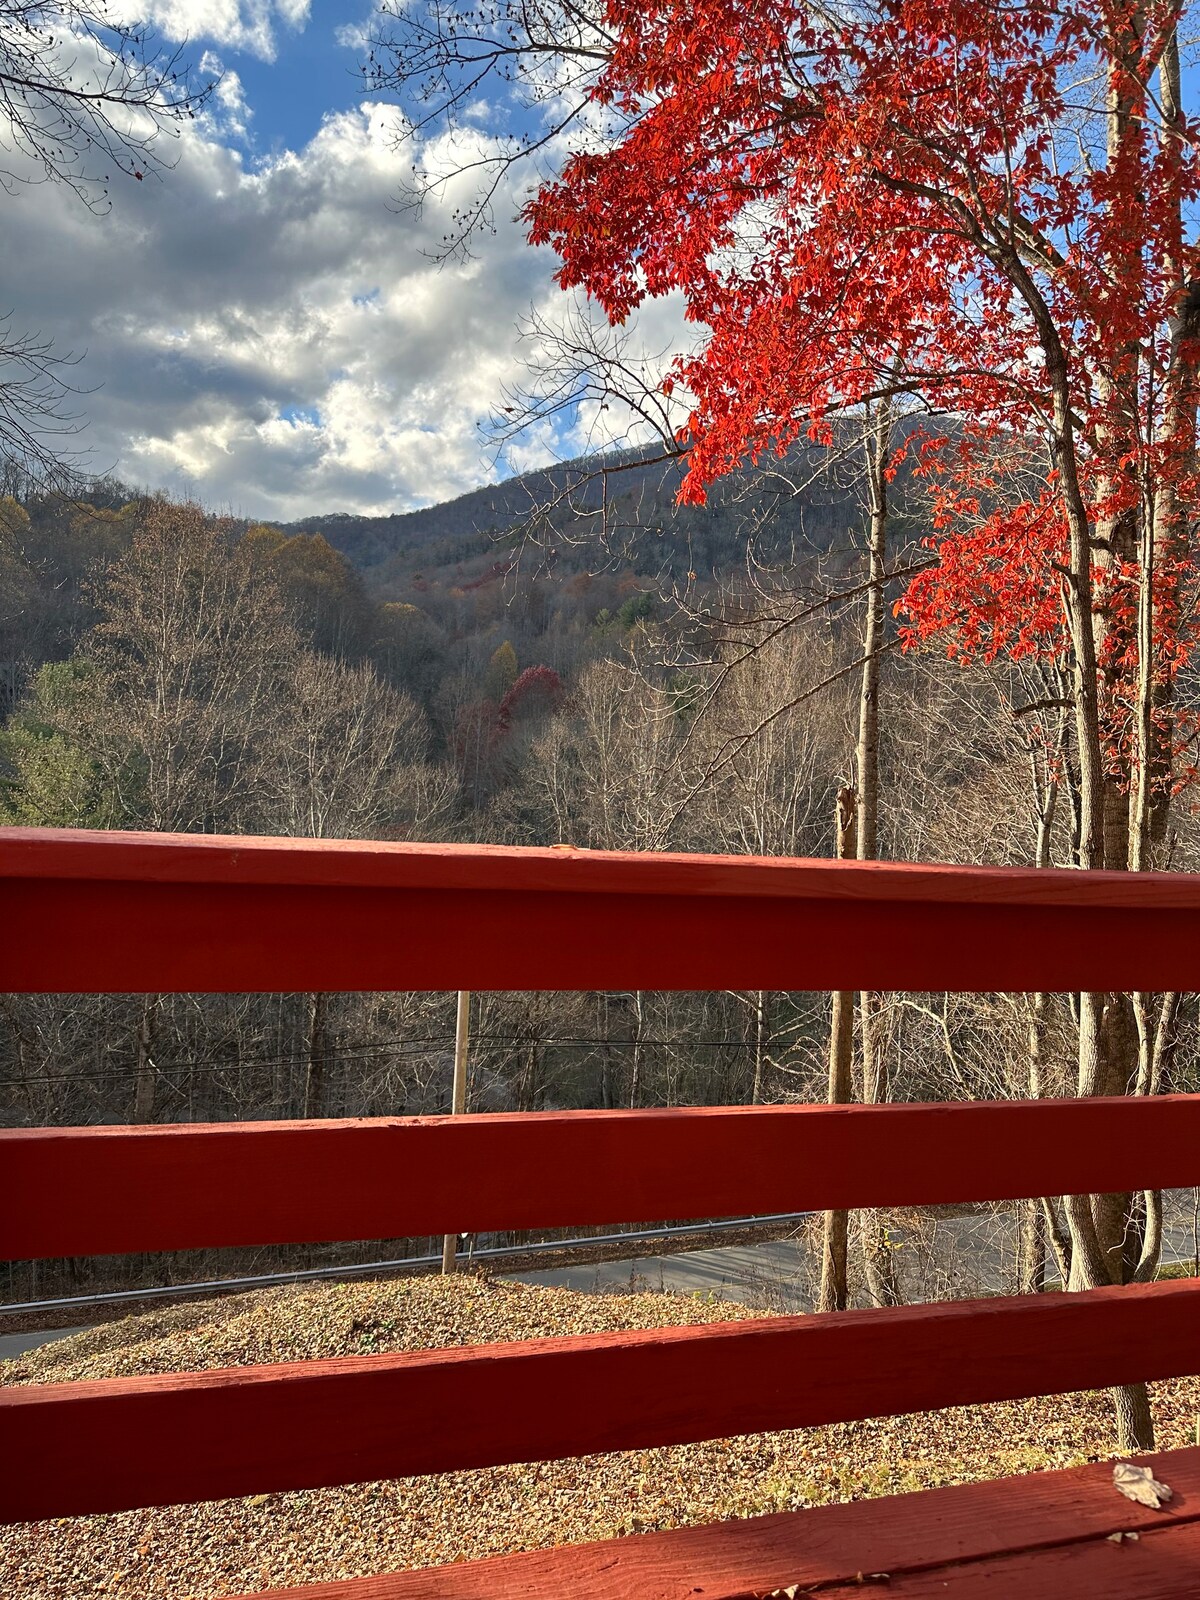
[6,1096,1200,1260]
[2,826,1199,1553]
[7,826,1200,991]
[6,1281,1200,1521]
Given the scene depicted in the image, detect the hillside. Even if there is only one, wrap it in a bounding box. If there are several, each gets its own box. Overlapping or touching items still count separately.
[277,442,870,599]
[277,450,685,569]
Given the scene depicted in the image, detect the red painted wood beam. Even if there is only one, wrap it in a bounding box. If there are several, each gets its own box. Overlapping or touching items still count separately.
[223,1447,1200,1599]
[5,1096,1200,1260]
[4,1279,1200,1521]
[7,826,1200,992]
[818,1522,1200,1598]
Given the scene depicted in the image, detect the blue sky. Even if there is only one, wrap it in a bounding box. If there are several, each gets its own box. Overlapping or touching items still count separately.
[1,1,678,519]
[202,3,367,155]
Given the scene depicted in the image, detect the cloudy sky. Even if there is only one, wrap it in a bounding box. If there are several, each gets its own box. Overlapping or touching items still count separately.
[5,1,673,519]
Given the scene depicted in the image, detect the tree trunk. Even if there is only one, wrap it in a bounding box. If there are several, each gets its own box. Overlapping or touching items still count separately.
[1003,88,1141,1430]
[750,990,767,1105]
[1067,11,1181,1452]
[1099,28,1197,1444]
[856,400,900,1309]
[133,1000,157,1125]
[818,784,857,1314]
[303,991,328,1120]
[1017,1199,1046,1296]
[1112,1381,1156,1456]
[1021,991,1051,1296]
[1021,767,1056,1297]
[443,989,471,1274]
[859,989,900,1307]
[855,402,888,864]
[628,990,646,1109]
[598,994,614,1110]
[1041,1196,1073,1287]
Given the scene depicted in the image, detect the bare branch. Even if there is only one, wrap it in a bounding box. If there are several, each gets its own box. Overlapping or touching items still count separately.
[0,2,215,209]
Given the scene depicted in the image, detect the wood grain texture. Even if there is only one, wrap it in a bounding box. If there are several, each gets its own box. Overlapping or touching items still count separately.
[9,826,1200,991]
[218,1447,1200,1599]
[6,1096,1200,1259]
[5,1281,1200,1522]
[816,1521,1200,1599]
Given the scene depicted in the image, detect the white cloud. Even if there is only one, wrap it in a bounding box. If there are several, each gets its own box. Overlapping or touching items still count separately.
[115,0,312,63]
[1,2,696,525]
[3,98,610,518]
[198,51,252,141]
[333,13,372,52]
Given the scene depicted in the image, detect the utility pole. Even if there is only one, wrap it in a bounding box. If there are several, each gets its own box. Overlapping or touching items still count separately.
[442,990,471,1274]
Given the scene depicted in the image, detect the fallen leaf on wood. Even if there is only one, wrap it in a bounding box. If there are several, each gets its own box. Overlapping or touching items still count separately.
[1112,1462,1173,1508]
[1106,1530,1140,1543]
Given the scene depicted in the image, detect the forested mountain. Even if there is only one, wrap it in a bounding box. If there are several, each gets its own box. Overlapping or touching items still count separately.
[278,442,864,590]
[0,442,876,733]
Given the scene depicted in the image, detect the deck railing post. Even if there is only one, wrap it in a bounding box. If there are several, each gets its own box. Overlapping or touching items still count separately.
[442,990,471,1274]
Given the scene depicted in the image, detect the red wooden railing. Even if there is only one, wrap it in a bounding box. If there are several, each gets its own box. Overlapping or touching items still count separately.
[3,826,1200,1594]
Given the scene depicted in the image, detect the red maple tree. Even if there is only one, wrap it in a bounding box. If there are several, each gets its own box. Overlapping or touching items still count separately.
[527,0,1200,877]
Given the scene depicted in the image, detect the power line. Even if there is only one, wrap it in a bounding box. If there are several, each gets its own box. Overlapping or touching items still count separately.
[0,1034,786,1090]
[0,1211,815,1317]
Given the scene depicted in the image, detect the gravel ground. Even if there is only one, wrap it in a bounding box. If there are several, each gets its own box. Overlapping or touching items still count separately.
[2,1273,1197,1600]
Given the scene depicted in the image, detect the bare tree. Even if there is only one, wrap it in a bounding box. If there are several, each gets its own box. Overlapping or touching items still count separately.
[0,313,89,482]
[82,502,298,833]
[1,1,213,204]
[261,653,456,843]
[0,4,213,481]
[515,656,688,852]
[362,0,610,260]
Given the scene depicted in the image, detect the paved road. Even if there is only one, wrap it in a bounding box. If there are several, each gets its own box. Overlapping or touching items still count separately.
[6,1204,1197,1352]
[0,1325,90,1361]
[510,1205,1200,1310]
[510,1237,816,1307]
